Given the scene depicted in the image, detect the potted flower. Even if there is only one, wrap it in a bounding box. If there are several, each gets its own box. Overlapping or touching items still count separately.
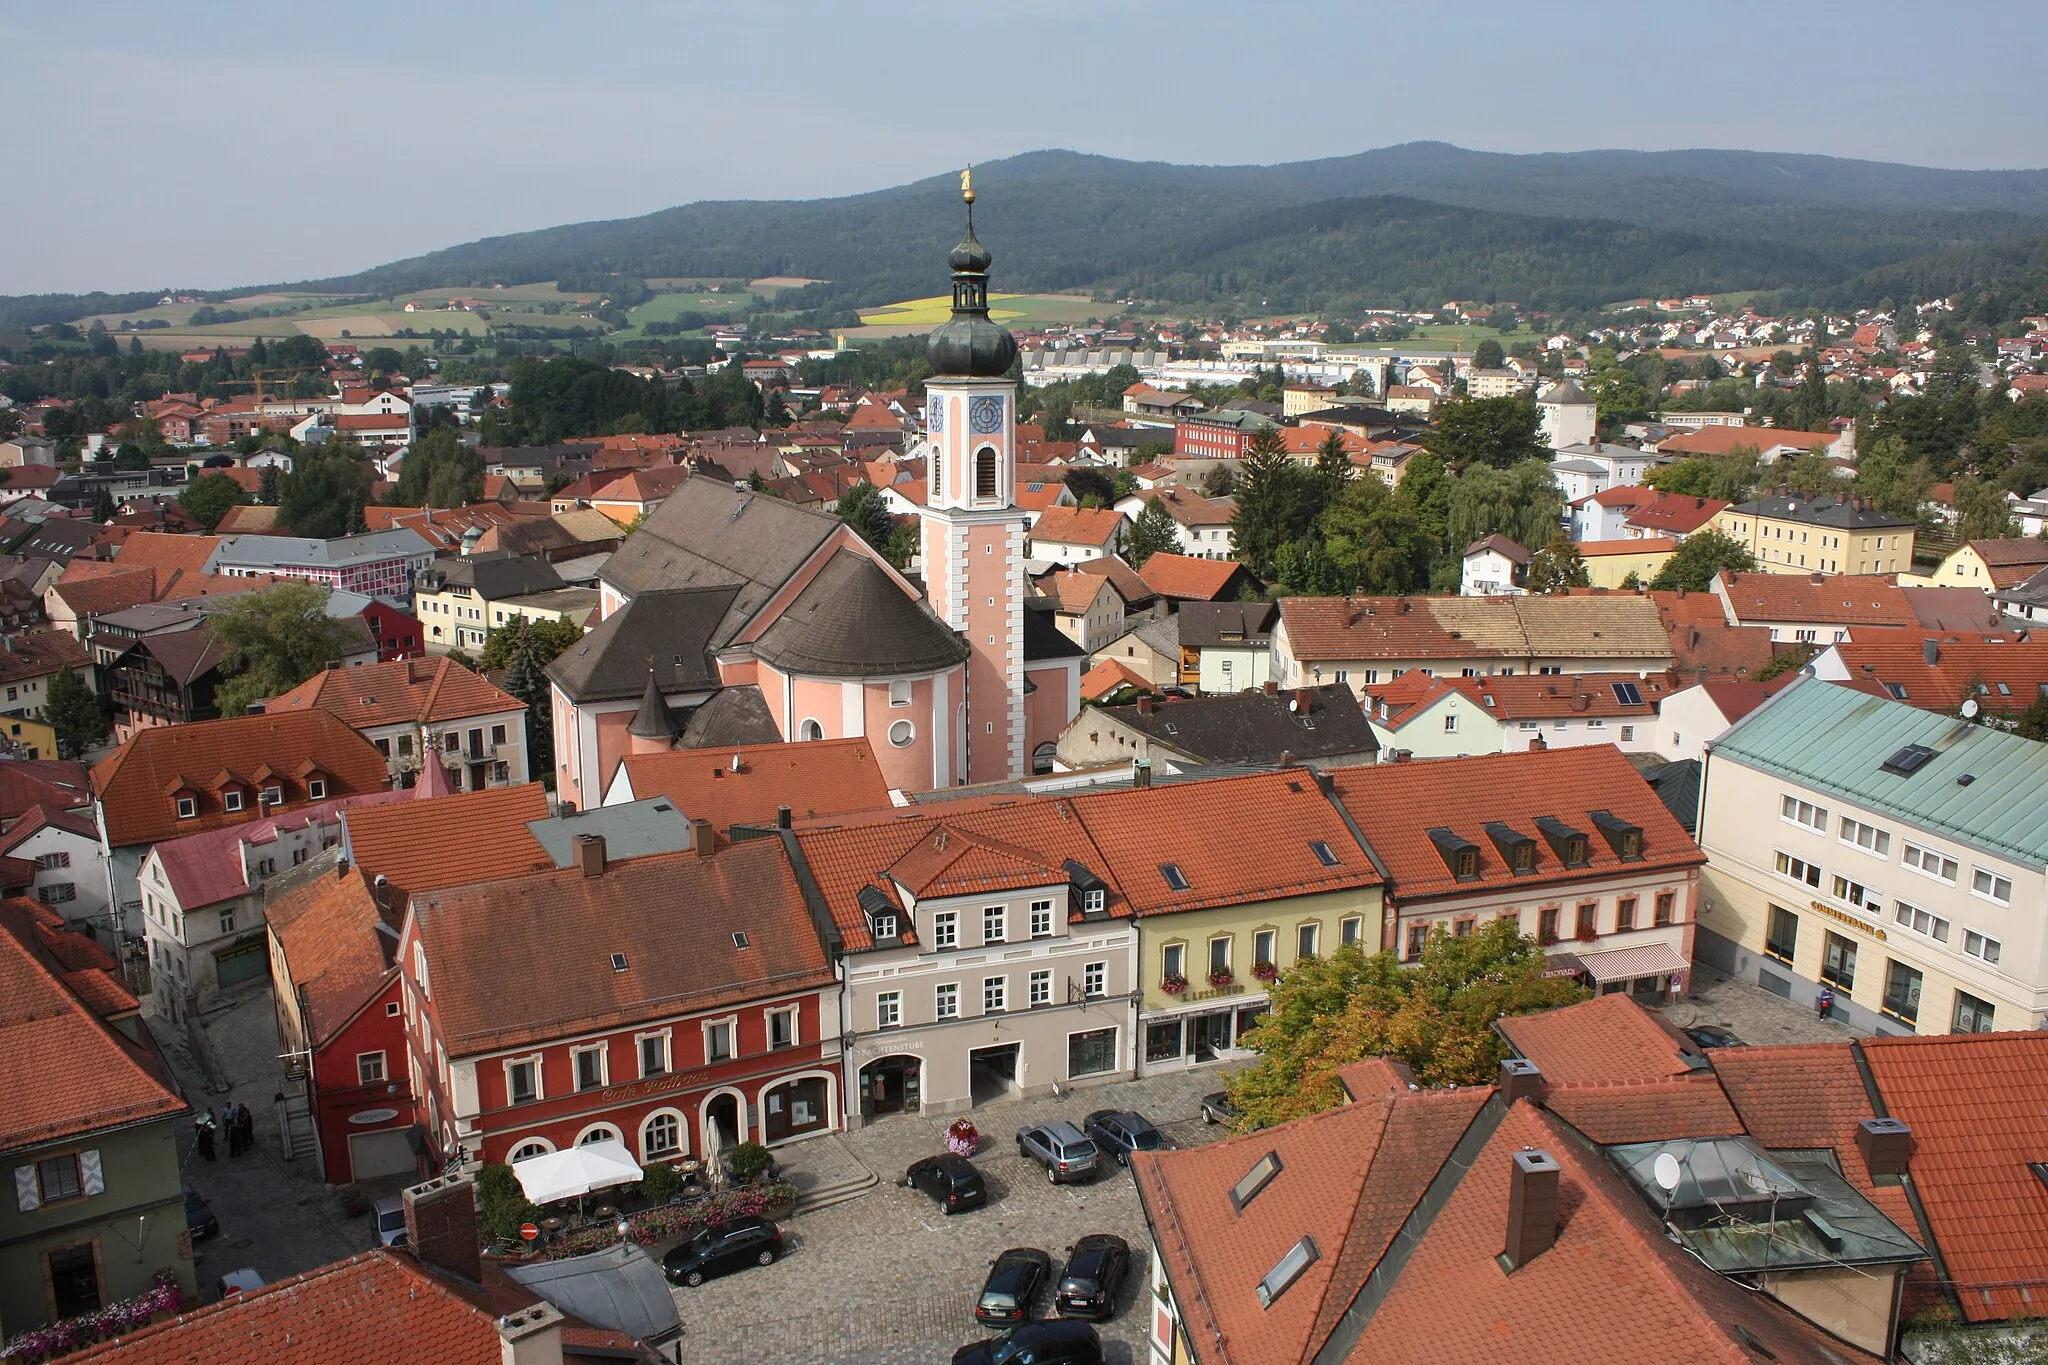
[1159,973,1189,996]
[1537,929,1560,947]
[1207,968,1235,989]
[1575,926,1600,944]
[946,1118,980,1157]
[1251,961,1279,983]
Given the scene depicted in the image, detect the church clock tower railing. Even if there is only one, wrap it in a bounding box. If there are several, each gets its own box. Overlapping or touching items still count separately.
[919,169,1027,783]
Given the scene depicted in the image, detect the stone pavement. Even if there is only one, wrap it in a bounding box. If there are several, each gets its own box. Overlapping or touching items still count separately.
[1660,962,1853,1047]
[672,1066,1241,1365]
[148,985,385,1298]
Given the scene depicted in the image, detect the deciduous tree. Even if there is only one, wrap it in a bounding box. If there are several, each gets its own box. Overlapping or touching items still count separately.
[1648,527,1758,591]
[1422,395,1547,470]
[1953,473,2017,541]
[1526,530,1591,593]
[209,582,366,718]
[42,668,109,758]
[178,471,249,532]
[1125,498,1180,568]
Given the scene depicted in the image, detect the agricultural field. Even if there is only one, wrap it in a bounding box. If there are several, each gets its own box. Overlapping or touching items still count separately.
[851,290,1098,337]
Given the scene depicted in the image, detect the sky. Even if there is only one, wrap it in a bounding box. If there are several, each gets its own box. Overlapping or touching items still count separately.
[5,0,2046,295]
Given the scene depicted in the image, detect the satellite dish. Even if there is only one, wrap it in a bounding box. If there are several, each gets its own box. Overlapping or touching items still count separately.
[1653,1152,1684,1194]
[1961,698,1980,719]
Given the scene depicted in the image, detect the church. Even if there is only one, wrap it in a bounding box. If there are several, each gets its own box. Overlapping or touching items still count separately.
[547,182,1085,804]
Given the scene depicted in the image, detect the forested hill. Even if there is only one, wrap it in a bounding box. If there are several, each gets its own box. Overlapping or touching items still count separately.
[13,143,2048,323]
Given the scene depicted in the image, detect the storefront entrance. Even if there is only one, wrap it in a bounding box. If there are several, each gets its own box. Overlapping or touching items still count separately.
[860,1056,922,1118]
[1191,1011,1234,1063]
[968,1043,1020,1107]
[703,1093,742,1151]
[762,1076,831,1144]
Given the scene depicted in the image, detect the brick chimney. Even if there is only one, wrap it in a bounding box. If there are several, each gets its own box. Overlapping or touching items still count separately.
[1137,694,1156,715]
[1923,638,1939,665]
[1499,1149,1562,1272]
[576,833,606,878]
[1855,1117,1914,1180]
[496,1301,565,1365]
[1497,1057,1545,1105]
[776,805,792,830]
[690,817,714,857]
[1293,687,1312,713]
[1263,680,1279,696]
[403,1174,481,1284]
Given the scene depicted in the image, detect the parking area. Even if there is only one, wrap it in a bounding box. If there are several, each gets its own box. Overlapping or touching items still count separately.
[671,1067,1238,1365]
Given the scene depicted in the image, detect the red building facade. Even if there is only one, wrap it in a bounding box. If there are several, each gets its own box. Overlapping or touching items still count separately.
[304,975,420,1183]
[355,600,423,660]
[1174,414,1259,460]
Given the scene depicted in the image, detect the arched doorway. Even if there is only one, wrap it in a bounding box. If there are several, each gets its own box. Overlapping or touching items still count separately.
[701,1091,744,1151]
[859,1055,921,1120]
[1032,742,1057,776]
[761,1073,834,1145]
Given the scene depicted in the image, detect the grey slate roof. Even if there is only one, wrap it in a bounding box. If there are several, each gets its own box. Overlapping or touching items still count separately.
[1639,758,1702,835]
[1723,493,1915,530]
[424,552,565,600]
[1023,599,1087,663]
[1177,600,1277,650]
[545,585,737,703]
[753,549,969,679]
[1542,379,1591,404]
[1132,614,1180,659]
[677,685,781,748]
[526,797,694,866]
[504,1241,680,1345]
[1100,682,1378,765]
[213,528,433,569]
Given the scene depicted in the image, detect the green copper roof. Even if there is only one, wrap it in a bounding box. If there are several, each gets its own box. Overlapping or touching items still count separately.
[1709,675,2048,867]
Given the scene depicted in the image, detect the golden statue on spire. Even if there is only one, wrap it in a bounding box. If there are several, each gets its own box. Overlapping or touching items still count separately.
[961,166,975,204]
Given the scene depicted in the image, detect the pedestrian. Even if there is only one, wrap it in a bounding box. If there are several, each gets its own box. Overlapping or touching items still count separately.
[1816,986,1834,1020]
[225,1105,242,1158]
[195,1115,215,1163]
[237,1104,255,1157]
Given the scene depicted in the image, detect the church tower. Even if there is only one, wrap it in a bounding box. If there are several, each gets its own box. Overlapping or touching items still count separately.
[920,171,1026,783]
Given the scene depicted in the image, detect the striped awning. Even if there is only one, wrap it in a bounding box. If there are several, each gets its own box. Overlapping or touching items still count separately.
[1576,942,1690,984]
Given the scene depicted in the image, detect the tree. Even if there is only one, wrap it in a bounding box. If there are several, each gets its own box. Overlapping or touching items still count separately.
[1585,367,1650,430]
[1526,530,1591,593]
[1954,473,2018,541]
[209,582,366,717]
[1775,450,1842,499]
[1227,921,1587,1129]
[113,442,150,472]
[1648,528,1759,591]
[1126,498,1180,569]
[393,425,482,508]
[1422,395,1547,470]
[42,668,109,758]
[90,487,116,523]
[2014,691,2048,743]
[833,482,901,563]
[498,624,560,787]
[1200,465,1236,497]
[258,464,282,507]
[1471,339,1505,372]
[1312,429,1354,496]
[1447,460,1564,555]
[1229,437,1323,581]
[1851,434,1935,519]
[1394,450,1453,551]
[178,471,250,532]
[1645,450,1759,504]
[1320,474,1433,594]
[477,616,584,672]
[279,441,375,539]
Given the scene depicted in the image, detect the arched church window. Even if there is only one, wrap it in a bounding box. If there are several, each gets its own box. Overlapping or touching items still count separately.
[975,446,999,500]
[798,719,824,742]
[931,447,942,499]
[1032,742,1057,776]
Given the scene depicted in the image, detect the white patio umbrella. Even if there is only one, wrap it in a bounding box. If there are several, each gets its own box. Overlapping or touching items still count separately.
[513,1139,644,1206]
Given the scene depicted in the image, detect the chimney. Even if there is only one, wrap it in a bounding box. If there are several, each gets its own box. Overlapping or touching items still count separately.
[690,817,714,857]
[1293,687,1312,713]
[1132,758,1153,788]
[1278,749,1294,768]
[1674,586,1686,600]
[1923,638,1938,665]
[1498,1057,1545,1105]
[1499,1149,1562,1272]
[575,833,605,878]
[1855,1117,1914,1180]
[1695,664,1708,685]
[776,804,792,830]
[1393,749,1412,763]
[1263,680,1279,696]
[336,856,350,879]
[496,1301,565,1365]
[403,1174,482,1284]
[1137,694,1156,715]
[1530,732,1547,750]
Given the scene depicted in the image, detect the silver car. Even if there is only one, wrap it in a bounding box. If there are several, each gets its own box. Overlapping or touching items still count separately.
[1016,1121,1100,1184]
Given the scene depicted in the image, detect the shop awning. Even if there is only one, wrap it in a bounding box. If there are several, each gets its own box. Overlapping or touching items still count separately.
[1540,951,1584,979]
[1576,942,1690,985]
[513,1139,643,1205]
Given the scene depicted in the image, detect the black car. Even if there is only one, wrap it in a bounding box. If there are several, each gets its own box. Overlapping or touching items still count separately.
[1200,1091,1239,1126]
[975,1247,1053,1326]
[660,1215,782,1287]
[1685,1025,1744,1050]
[1054,1233,1129,1320]
[951,1319,1103,1365]
[907,1153,987,1214]
[183,1187,219,1241]
[1082,1110,1168,1166]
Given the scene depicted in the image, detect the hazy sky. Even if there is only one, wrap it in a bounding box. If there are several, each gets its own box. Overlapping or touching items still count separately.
[6,0,2045,294]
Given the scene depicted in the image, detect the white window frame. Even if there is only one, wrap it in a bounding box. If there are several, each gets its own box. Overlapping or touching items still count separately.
[982,904,1006,945]
[640,1110,683,1160]
[932,911,957,949]
[1029,899,1054,938]
[175,796,196,820]
[701,1015,737,1064]
[307,779,327,800]
[765,1005,798,1050]
[1083,888,1106,915]
[876,991,902,1029]
[1839,818,1891,857]
[889,679,912,707]
[1902,843,1959,884]
[1774,850,1822,889]
[1253,928,1277,967]
[223,790,243,813]
[504,1054,542,1105]
[1894,901,1949,943]
[571,1043,608,1091]
[934,982,959,1019]
[1971,868,2013,905]
[984,975,1008,1013]
[1340,916,1363,947]
[1297,922,1319,959]
[1083,961,1106,998]
[1780,795,1828,832]
[1963,929,2003,965]
[1162,942,1186,980]
[1028,969,1052,1006]
[356,1051,387,1085]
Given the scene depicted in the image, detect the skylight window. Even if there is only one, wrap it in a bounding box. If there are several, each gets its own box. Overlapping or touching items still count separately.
[1255,1235,1320,1309]
[1881,744,1935,776]
[1309,840,1340,867]
[1611,681,1643,706]
[1160,863,1191,892]
[1230,1152,1284,1213]
[610,953,628,973]
[1885,683,1909,700]
[732,931,750,950]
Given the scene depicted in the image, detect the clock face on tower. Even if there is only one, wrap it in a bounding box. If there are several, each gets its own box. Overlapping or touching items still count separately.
[969,394,1005,435]
[927,395,945,432]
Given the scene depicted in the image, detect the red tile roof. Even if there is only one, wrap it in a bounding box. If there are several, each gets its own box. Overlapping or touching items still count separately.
[1030,504,1126,548]
[91,711,392,849]
[1653,589,1777,680]
[268,861,399,1048]
[1045,567,1114,613]
[0,627,88,684]
[1327,747,1704,903]
[1578,536,1676,558]
[1625,492,1728,536]
[1140,487,1234,528]
[265,656,523,729]
[1715,571,1917,628]
[1827,636,2048,717]
[1496,992,1704,1087]
[1136,552,1243,602]
[611,738,890,835]
[412,838,832,1055]
[1081,657,1151,700]
[1444,671,1666,721]
[0,899,185,1149]
[113,531,222,579]
[1861,1031,2048,1321]
[0,758,93,821]
[1072,553,1156,606]
[340,782,551,895]
[1542,1072,1744,1145]
[1659,425,1838,456]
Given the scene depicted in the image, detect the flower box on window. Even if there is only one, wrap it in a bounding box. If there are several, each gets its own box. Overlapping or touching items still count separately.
[1159,974,1189,996]
[1575,927,1600,944]
[1206,968,1236,989]
[1251,961,1279,982]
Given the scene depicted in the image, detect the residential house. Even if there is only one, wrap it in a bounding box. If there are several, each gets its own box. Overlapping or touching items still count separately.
[1991,562,2048,622]
[0,901,192,1331]
[492,586,601,636]
[1366,673,1666,758]
[1333,745,1704,997]
[1579,537,1676,588]
[1811,634,2048,723]
[1909,537,2048,593]
[599,737,891,837]
[1623,492,1728,542]
[212,529,436,600]
[1091,615,1180,688]
[1055,684,1377,774]
[264,656,531,792]
[1653,678,1797,763]
[1272,594,1675,693]
[1713,494,1915,576]
[1027,505,1128,565]
[1177,600,1277,693]
[1460,535,1528,596]
[89,710,391,935]
[1382,384,1437,415]
[1712,571,1920,645]
[1137,552,1254,606]
[0,804,114,940]
[1040,569,1127,653]
[1122,383,1205,422]
[414,552,566,654]
[1654,422,1853,464]
[0,435,57,468]
[1656,587,1778,683]
[1571,484,1658,541]
[403,833,842,1166]
[0,628,91,723]
[1698,676,2048,1037]
[1111,489,1237,560]
[339,782,553,897]
[94,617,229,738]
[136,790,406,1023]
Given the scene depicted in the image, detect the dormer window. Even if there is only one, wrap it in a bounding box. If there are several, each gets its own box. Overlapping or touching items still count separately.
[261,786,283,806]
[1590,810,1644,861]
[1484,822,1538,875]
[223,790,243,813]
[175,796,197,820]
[1534,817,1592,869]
[1160,863,1190,892]
[1427,828,1482,882]
[308,778,328,801]
[1231,1151,1283,1213]
[874,913,898,940]
[1084,888,1105,914]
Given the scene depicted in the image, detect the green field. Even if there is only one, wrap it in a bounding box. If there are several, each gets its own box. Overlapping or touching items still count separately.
[852,291,1099,336]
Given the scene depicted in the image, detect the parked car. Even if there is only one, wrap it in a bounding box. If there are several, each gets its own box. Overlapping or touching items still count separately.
[661,1215,783,1287]
[975,1247,1053,1326]
[1200,1091,1239,1126]
[951,1319,1103,1365]
[1684,1025,1744,1050]
[183,1187,219,1242]
[372,1193,408,1248]
[907,1153,987,1213]
[1054,1234,1130,1320]
[1016,1121,1100,1184]
[1082,1110,1168,1166]
[216,1269,264,1298]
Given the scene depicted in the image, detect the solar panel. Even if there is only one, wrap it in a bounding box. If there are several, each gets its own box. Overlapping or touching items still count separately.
[1612,681,1643,706]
